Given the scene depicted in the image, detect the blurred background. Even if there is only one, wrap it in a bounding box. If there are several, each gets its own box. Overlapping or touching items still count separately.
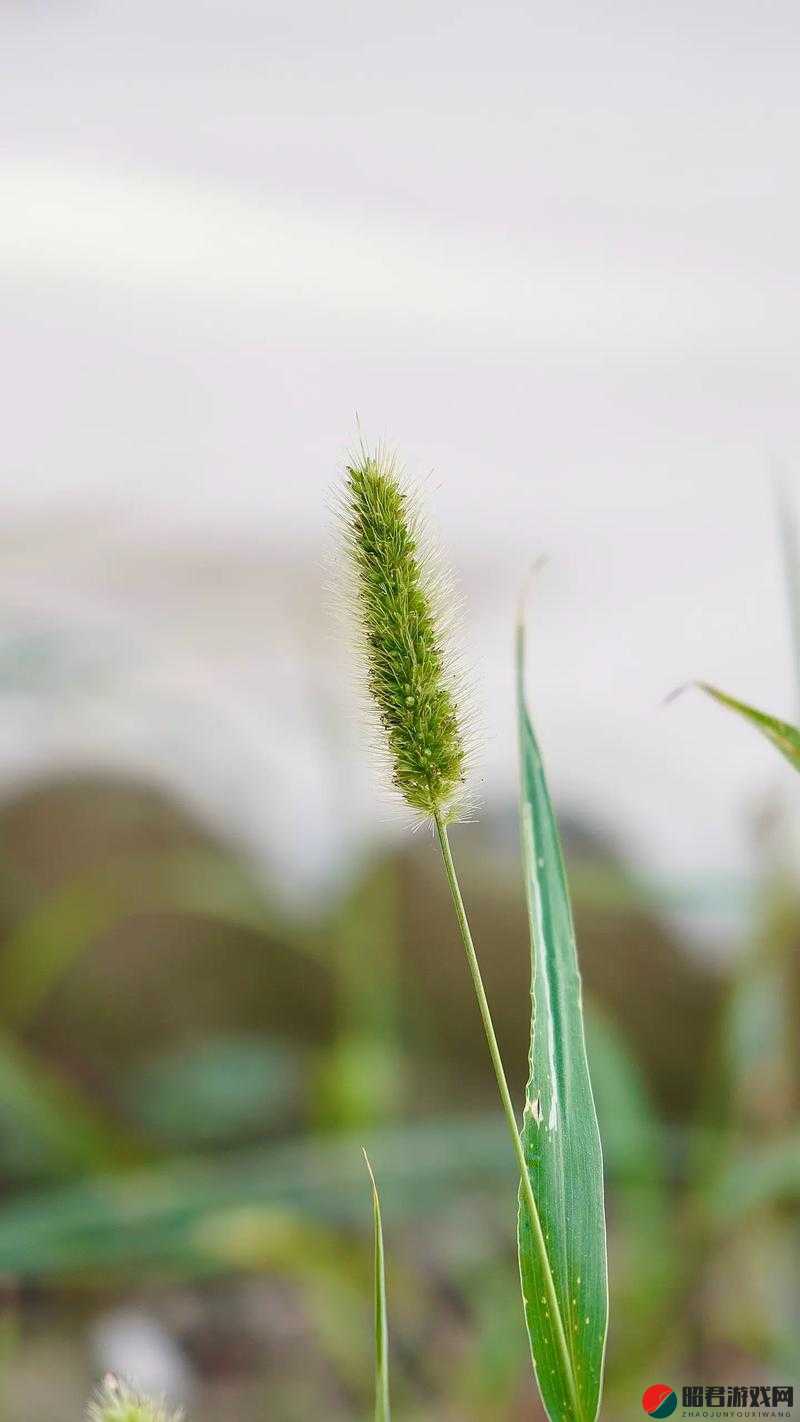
[1,1,800,1416]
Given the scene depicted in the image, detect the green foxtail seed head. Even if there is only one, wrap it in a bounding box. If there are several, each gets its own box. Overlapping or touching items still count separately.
[87,1375,183,1422]
[339,445,469,822]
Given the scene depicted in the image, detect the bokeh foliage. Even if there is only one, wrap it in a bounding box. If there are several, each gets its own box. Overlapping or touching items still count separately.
[0,770,795,1417]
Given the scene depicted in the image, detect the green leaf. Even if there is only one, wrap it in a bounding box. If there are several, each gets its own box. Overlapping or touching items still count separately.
[698,683,800,772]
[0,1115,511,1279]
[712,1134,800,1223]
[0,1031,137,1178]
[123,1034,302,1146]
[516,627,608,1422]
[363,1152,391,1422]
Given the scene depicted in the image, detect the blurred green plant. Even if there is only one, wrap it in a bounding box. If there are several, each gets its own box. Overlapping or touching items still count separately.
[124,1034,303,1147]
[671,490,800,1381]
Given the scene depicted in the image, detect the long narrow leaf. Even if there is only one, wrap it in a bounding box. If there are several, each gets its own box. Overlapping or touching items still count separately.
[698,683,800,772]
[363,1152,391,1422]
[516,626,608,1422]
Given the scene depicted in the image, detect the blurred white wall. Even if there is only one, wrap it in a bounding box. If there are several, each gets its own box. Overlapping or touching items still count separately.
[1,0,800,935]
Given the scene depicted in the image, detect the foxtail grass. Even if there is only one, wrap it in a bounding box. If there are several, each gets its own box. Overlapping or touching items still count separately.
[337,442,586,1421]
[337,446,469,823]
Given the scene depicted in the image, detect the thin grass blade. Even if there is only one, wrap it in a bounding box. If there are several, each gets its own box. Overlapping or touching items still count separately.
[516,625,608,1422]
[363,1151,391,1422]
[698,683,800,772]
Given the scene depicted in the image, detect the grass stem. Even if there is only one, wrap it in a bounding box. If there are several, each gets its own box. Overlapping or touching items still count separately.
[433,811,580,1420]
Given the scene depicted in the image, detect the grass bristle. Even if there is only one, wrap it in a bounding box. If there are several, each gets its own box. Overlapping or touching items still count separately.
[339,445,468,822]
[87,1375,183,1422]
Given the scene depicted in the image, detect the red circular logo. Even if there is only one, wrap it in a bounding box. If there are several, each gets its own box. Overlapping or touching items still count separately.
[642,1384,678,1417]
